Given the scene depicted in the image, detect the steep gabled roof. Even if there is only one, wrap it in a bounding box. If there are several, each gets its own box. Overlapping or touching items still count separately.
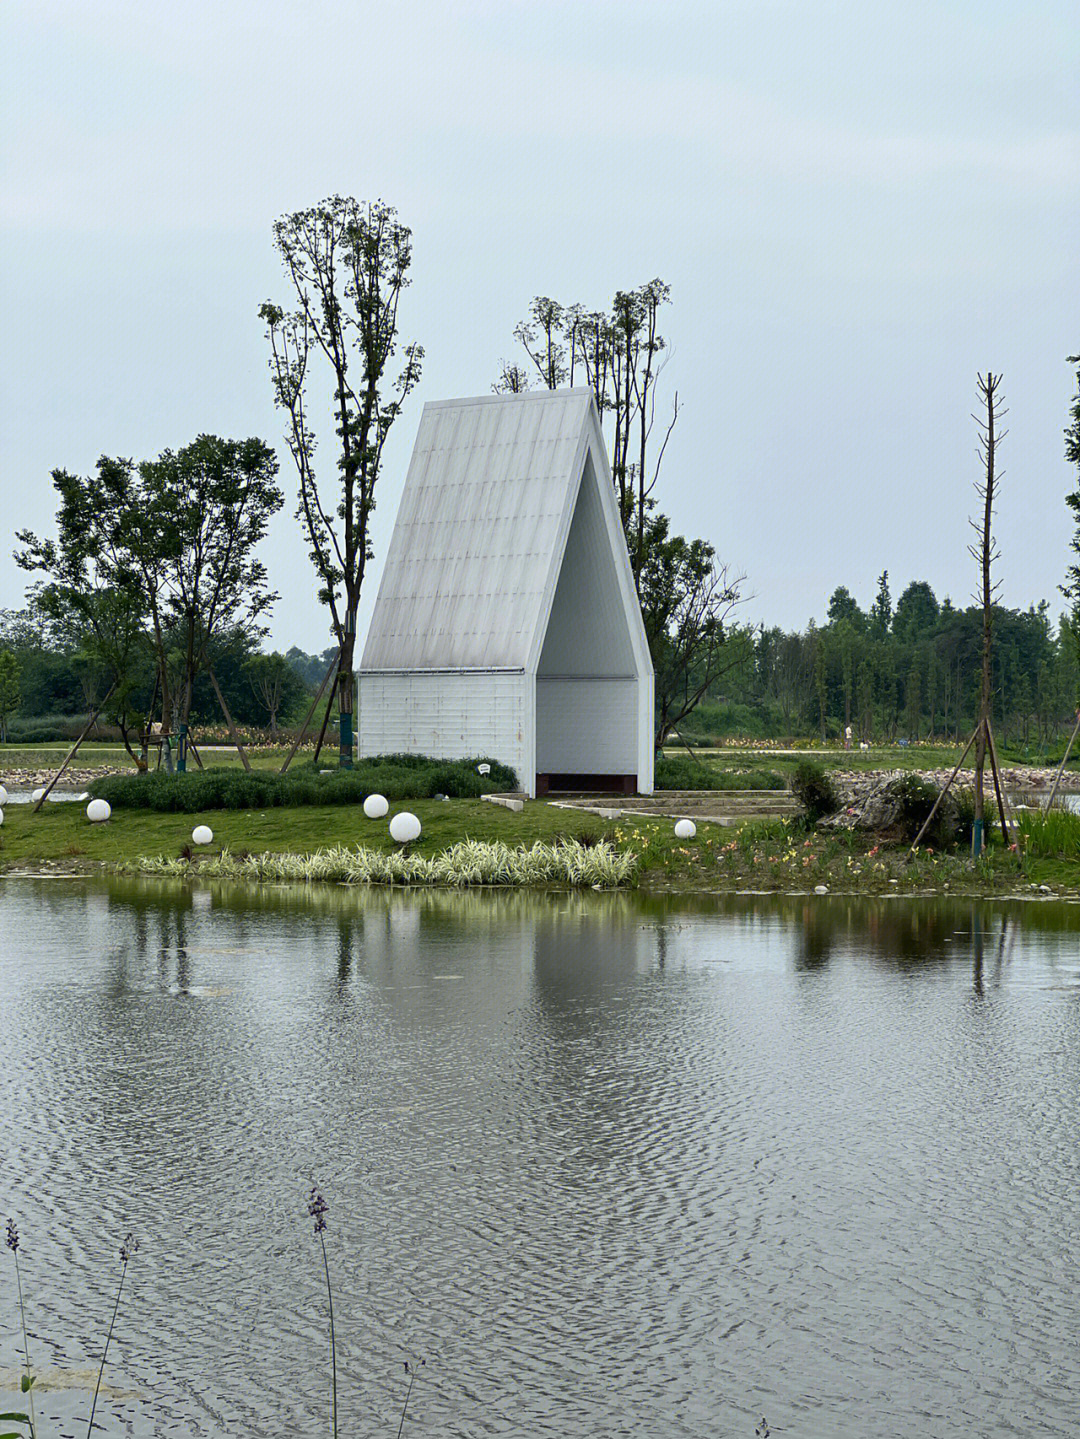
[361,388,645,672]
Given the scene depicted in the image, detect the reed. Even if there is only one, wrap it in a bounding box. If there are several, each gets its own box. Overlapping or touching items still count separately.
[1016,808,1080,860]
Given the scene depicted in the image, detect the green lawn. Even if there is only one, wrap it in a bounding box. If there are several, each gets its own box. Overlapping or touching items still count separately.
[0,796,631,867]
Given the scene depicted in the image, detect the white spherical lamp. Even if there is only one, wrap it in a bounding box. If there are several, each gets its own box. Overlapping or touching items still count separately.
[0,783,8,807]
[192,824,214,846]
[363,793,389,819]
[0,807,4,826]
[31,787,47,804]
[86,798,111,824]
[674,819,697,840]
[389,811,421,844]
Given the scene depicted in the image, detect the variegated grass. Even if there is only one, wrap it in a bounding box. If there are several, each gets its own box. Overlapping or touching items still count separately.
[129,838,638,889]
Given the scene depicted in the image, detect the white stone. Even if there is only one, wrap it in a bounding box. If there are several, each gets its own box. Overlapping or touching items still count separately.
[674,819,697,840]
[31,787,47,803]
[0,807,4,826]
[389,811,422,844]
[363,793,389,819]
[86,798,111,823]
[814,884,829,894]
[0,784,8,807]
[192,824,214,846]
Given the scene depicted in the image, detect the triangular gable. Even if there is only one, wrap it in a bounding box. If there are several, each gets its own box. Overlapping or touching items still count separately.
[361,390,593,671]
[532,408,651,680]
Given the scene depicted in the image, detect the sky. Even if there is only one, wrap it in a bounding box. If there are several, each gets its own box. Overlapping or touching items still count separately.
[2,0,1077,653]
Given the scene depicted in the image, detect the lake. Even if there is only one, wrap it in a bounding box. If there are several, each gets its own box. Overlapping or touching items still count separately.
[2,878,1079,1437]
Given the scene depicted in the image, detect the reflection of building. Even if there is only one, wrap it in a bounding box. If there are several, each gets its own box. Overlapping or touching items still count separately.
[358,390,654,797]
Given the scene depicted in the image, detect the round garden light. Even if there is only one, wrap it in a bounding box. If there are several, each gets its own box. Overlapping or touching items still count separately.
[192,824,214,846]
[0,784,8,807]
[674,819,697,840]
[31,787,47,804]
[86,798,111,823]
[389,811,421,844]
[0,807,4,826]
[363,793,389,819]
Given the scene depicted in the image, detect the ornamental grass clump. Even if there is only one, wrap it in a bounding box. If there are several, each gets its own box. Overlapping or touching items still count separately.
[131,838,638,888]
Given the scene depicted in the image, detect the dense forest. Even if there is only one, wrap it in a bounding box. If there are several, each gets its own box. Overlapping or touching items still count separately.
[681,573,1080,749]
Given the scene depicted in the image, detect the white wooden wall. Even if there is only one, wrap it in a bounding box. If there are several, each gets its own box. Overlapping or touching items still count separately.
[357,671,530,788]
[535,678,638,774]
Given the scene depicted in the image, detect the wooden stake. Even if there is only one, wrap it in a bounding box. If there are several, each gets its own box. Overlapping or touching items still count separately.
[985,720,1013,847]
[279,647,340,774]
[1044,709,1080,813]
[207,668,252,772]
[909,728,978,853]
[33,684,116,812]
[312,672,339,767]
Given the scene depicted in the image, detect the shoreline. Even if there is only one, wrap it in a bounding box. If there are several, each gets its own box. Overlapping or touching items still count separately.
[3,852,1077,903]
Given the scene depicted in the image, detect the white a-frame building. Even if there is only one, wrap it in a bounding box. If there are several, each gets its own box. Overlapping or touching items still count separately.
[357,389,654,797]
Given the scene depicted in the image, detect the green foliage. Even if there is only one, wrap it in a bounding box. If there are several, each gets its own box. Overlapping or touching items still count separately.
[791,761,839,822]
[88,755,518,811]
[654,755,785,790]
[133,837,638,888]
[261,197,423,758]
[1016,807,1080,860]
[890,773,947,844]
[0,649,22,742]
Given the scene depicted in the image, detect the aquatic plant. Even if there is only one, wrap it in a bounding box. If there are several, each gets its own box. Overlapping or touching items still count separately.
[308,1187,337,1439]
[1016,807,1080,859]
[86,1233,139,1439]
[396,1358,425,1439]
[129,838,638,889]
[4,1218,36,1439]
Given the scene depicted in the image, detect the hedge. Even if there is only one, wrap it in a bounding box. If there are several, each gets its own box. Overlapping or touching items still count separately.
[88,755,518,812]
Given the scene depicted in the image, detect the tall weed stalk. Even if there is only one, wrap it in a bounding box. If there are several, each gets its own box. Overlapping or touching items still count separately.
[86,1233,138,1439]
[4,1220,36,1439]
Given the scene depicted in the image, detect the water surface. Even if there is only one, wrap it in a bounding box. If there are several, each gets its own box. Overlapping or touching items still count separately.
[2,879,1079,1437]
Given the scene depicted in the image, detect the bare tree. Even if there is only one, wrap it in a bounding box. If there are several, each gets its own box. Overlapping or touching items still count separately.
[968,372,1006,853]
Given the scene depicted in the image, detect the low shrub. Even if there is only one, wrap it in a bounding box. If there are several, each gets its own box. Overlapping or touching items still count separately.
[891,773,944,844]
[5,713,123,744]
[89,754,518,812]
[654,756,785,791]
[790,761,839,822]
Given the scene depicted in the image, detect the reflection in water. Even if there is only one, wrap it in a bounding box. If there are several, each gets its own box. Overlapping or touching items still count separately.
[2,878,1079,1438]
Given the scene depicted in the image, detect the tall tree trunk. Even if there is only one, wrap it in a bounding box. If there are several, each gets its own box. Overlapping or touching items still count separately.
[972,372,1003,855]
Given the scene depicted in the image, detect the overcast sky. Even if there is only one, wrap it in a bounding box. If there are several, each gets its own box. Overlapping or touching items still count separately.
[2,0,1077,653]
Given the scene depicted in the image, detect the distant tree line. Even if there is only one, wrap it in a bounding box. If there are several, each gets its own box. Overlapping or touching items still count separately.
[688,574,1080,748]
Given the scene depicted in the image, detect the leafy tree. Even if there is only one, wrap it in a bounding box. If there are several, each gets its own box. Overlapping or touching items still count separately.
[139,435,282,762]
[826,585,865,631]
[892,581,939,642]
[243,651,304,735]
[509,281,678,585]
[261,197,423,766]
[15,439,281,768]
[0,648,21,742]
[869,571,892,638]
[285,645,337,689]
[638,511,746,747]
[15,466,155,760]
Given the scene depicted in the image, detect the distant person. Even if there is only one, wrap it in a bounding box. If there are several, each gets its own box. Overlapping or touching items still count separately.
[844,724,852,750]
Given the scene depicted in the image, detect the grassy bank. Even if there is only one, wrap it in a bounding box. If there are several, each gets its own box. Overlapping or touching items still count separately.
[3,794,1080,897]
